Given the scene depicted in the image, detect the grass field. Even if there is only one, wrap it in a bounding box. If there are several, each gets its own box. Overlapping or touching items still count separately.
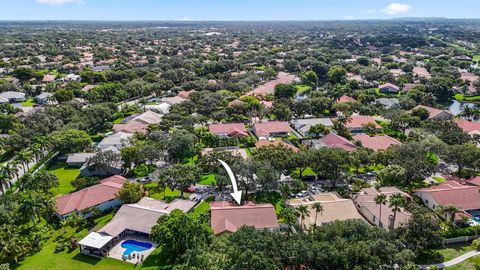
[454,93,480,102]
[295,84,311,94]
[473,54,480,62]
[47,162,80,195]
[193,200,211,215]
[21,98,35,107]
[447,256,480,269]
[198,173,216,185]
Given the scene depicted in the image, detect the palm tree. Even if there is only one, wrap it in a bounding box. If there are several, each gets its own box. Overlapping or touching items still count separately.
[374,193,387,228]
[16,150,33,173]
[280,207,299,235]
[18,191,42,226]
[388,193,406,231]
[2,163,18,186]
[296,205,311,229]
[0,173,9,193]
[436,205,458,225]
[461,106,475,121]
[313,202,324,229]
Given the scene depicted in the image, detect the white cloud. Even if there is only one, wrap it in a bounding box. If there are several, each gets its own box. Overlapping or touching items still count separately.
[36,0,82,5]
[382,3,411,15]
[181,17,191,21]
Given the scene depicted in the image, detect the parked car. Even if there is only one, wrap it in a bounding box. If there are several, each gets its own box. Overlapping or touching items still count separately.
[301,174,316,181]
[138,176,152,183]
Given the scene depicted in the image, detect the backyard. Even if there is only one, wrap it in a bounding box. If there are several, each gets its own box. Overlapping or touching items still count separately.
[47,162,80,195]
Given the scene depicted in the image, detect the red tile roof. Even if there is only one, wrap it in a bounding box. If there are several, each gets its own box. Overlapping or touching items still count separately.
[177,90,195,99]
[255,139,299,152]
[337,95,357,103]
[379,83,400,91]
[208,123,248,137]
[345,116,381,129]
[253,121,291,138]
[454,119,480,133]
[413,105,453,119]
[55,175,126,216]
[353,134,401,151]
[415,181,480,211]
[319,133,356,151]
[210,201,279,235]
[244,72,298,96]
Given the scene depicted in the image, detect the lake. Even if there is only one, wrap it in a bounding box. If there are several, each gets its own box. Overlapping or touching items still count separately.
[449,100,476,115]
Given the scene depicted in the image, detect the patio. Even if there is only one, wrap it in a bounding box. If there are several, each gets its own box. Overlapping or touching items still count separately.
[107,235,156,264]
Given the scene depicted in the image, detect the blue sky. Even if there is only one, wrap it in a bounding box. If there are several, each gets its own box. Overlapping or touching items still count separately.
[0,0,478,21]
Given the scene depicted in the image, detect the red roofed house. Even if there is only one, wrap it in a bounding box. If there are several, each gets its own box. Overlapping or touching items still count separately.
[42,74,56,83]
[413,105,453,120]
[177,89,195,99]
[379,83,400,94]
[208,123,248,138]
[210,201,279,235]
[353,134,401,151]
[337,95,357,104]
[113,111,163,134]
[255,139,299,152]
[345,116,382,133]
[55,175,126,219]
[454,119,480,137]
[353,187,412,231]
[315,133,356,152]
[253,121,292,139]
[414,180,480,221]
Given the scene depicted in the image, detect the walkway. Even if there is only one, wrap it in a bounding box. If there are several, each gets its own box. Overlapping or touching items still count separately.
[419,250,480,269]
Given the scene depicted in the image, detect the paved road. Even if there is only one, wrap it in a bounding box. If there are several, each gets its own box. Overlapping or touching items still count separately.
[419,250,480,269]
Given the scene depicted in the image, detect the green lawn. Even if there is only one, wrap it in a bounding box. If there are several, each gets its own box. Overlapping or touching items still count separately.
[295,84,311,94]
[144,184,190,202]
[447,255,480,269]
[183,155,198,165]
[47,162,80,195]
[432,176,446,183]
[113,117,125,124]
[21,98,35,107]
[17,212,172,270]
[198,173,216,185]
[473,54,480,62]
[420,243,474,265]
[454,93,480,102]
[193,201,211,215]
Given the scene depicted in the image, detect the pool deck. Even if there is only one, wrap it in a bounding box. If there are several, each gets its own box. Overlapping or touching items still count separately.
[107,235,156,264]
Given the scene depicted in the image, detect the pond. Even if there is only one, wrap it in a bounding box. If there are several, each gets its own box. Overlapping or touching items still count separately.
[449,100,476,115]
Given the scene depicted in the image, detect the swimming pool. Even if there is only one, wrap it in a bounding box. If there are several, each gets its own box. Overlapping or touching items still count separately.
[121,240,153,256]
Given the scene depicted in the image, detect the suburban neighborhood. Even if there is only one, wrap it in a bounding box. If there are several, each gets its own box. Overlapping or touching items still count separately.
[1,2,480,270]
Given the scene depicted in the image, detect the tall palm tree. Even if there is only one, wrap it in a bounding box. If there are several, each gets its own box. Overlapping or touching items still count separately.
[0,173,9,193]
[374,193,387,228]
[436,205,458,225]
[280,207,299,235]
[313,202,324,229]
[388,193,406,231]
[296,205,311,229]
[16,150,33,173]
[2,163,18,185]
[18,191,42,226]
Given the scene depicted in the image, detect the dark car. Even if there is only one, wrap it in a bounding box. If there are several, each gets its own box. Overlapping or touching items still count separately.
[301,174,316,181]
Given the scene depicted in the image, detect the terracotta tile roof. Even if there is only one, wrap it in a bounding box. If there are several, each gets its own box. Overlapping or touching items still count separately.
[353,134,401,151]
[244,72,298,96]
[55,175,126,216]
[42,74,56,83]
[208,123,248,137]
[413,105,453,119]
[337,95,357,103]
[413,67,431,78]
[319,133,356,151]
[415,181,480,211]
[454,119,480,133]
[255,139,299,152]
[345,116,381,129]
[177,90,195,99]
[253,121,291,138]
[379,83,400,90]
[287,192,363,227]
[210,201,279,235]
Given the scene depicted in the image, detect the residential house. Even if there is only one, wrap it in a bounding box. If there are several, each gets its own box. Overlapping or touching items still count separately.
[113,111,162,134]
[291,118,334,137]
[208,123,249,138]
[306,133,356,152]
[352,134,401,152]
[35,92,54,105]
[244,72,298,96]
[0,91,26,103]
[210,201,279,235]
[413,105,453,120]
[345,116,382,133]
[414,179,480,221]
[201,147,249,160]
[55,175,126,219]
[413,67,431,79]
[336,95,357,104]
[79,197,196,258]
[353,187,412,230]
[64,74,81,82]
[287,193,364,228]
[253,121,292,139]
[92,65,111,72]
[42,74,56,83]
[160,96,187,106]
[66,153,96,167]
[143,103,171,114]
[255,139,299,152]
[454,119,480,137]
[379,83,400,94]
[98,132,134,152]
